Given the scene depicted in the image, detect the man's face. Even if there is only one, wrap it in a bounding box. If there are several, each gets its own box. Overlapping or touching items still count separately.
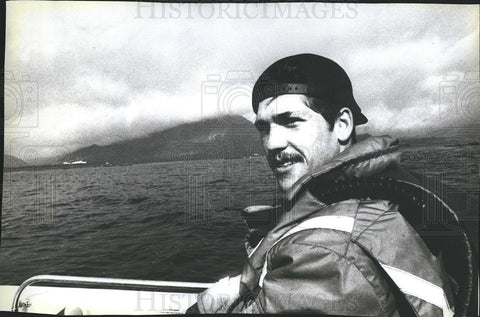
[255,94,340,192]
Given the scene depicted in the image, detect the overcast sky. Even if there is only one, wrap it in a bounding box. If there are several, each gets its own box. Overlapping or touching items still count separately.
[4,2,479,162]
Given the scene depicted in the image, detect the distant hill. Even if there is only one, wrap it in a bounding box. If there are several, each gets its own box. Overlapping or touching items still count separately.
[54,118,480,166]
[4,154,28,168]
[426,122,479,141]
[60,116,264,165]
[399,122,480,145]
[398,123,480,147]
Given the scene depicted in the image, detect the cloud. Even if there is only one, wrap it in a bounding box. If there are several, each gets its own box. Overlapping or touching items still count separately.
[4,2,479,161]
[347,28,479,136]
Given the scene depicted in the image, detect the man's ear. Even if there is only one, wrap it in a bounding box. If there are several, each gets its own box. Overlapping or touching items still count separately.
[334,107,354,145]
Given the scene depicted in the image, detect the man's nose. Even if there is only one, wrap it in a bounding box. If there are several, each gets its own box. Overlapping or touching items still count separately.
[263,126,288,151]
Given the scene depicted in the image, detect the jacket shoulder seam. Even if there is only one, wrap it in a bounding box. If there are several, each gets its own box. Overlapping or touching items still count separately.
[353,202,397,242]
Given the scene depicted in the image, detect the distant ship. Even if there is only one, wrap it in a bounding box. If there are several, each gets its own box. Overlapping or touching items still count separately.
[62,160,87,165]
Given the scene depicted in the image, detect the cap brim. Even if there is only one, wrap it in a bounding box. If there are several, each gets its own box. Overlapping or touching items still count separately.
[354,112,368,125]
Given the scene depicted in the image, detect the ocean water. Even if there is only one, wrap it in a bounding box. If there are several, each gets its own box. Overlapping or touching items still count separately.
[1,141,478,285]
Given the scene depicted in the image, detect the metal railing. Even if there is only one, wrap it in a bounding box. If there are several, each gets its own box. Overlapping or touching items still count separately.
[12,274,214,312]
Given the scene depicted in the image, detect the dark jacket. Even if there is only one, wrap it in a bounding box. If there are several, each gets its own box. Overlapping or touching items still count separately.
[198,136,473,316]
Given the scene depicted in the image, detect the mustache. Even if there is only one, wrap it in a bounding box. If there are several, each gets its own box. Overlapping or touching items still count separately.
[267,151,303,167]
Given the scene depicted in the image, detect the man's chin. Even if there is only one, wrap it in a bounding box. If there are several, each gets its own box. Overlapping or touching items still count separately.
[276,173,301,192]
[273,163,308,192]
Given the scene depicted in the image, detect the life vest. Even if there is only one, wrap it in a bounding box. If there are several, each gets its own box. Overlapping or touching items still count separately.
[304,175,473,316]
[242,175,473,316]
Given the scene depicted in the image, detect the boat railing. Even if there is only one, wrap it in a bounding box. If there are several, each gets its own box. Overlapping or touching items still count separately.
[12,274,214,312]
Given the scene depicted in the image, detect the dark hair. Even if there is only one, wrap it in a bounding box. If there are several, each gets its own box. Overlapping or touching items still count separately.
[305,97,357,143]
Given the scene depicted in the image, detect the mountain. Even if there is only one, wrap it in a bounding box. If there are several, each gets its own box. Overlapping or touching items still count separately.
[59,117,480,166]
[60,116,264,165]
[398,123,480,147]
[428,122,480,142]
[4,154,28,168]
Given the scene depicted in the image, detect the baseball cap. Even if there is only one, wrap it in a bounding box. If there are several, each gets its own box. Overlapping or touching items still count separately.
[252,53,368,125]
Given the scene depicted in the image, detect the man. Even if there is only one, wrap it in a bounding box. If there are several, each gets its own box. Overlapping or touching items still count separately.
[194,54,473,315]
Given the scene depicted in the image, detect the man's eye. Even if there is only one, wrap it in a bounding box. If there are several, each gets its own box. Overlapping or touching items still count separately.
[256,122,270,134]
[284,118,302,127]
